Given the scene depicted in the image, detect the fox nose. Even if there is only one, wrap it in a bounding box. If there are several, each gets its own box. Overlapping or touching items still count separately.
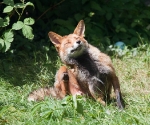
[76,41,81,44]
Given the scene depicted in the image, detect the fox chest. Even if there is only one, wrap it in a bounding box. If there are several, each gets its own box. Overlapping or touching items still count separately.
[76,66,109,85]
[74,54,110,88]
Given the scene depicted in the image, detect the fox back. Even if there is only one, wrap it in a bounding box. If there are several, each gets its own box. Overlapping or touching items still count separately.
[48,20,125,109]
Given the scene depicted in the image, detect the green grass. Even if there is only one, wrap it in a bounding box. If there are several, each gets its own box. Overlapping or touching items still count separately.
[0,46,150,125]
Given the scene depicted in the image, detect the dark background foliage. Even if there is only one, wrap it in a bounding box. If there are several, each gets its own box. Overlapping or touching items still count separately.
[0,0,150,56]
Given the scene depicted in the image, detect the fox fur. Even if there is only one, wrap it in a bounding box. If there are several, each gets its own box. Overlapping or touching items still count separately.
[28,20,124,109]
[28,66,83,101]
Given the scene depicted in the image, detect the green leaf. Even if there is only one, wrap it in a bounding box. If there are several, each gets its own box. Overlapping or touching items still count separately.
[4,31,14,43]
[40,111,53,118]
[3,16,10,27]
[82,0,88,4]
[0,17,10,27]
[24,18,35,25]
[0,39,4,50]
[22,25,34,39]
[3,0,14,6]
[14,2,34,10]
[120,27,126,32]
[90,1,102,11]
[128,29,137,36]
[88,12,95,17]
[31,102,46,114]
[14,3,25,9]
[112,19,119,27]
[53,19,67,26]
[53,19,74,31]
[134,0,140,4]
[76,102,83,114]
[3,6,13,13]
[25,2,34,8]
[0,18,4,27]
[106,12,112,20]
[72,95,77,109]
[4,40,11,52]
[130,37,138,45]
[2,31,14,52]
[12,21,24,30]
[74,13,85,21]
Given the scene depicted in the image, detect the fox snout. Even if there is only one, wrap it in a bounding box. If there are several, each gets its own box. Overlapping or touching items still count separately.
[76,40,81,44]
[68,40,87,58]
[71,40,82,52]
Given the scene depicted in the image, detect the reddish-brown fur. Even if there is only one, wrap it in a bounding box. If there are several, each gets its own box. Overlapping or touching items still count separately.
[28,66,83,101]
[28,20,124,109]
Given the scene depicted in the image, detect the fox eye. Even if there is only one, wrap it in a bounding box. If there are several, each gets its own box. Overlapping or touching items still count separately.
[64,43,68,45]
[64,42,70,46]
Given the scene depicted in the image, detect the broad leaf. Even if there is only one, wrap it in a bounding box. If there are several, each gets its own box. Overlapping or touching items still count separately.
[0,38,4,50]
[90,1,102,11]
[53,19,66,26]
[4,31,14,43]
[82,0,88,4]
[4,40,11,52]
[53,19,74,30]
[2,30,14,52]
[25,2,34,8]
[3,16,10,27]
[12,21,24,30]
[22,25,34,39]
[24,18,35,25]
[3,0,14,6]
[106,12,112,20]
[3,6,13,13]
[130,37,138,46]
[14,3,25,9]
[74,13,85,21]
[0,16,10,27]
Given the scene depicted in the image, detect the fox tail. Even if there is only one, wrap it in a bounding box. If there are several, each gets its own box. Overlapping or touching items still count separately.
[27,87,64,101]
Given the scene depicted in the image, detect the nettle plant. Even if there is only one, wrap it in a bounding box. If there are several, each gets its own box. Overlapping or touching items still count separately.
[0,0,34,52]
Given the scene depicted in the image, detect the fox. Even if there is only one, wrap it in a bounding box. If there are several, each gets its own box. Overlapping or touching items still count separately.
[28,65,83,101]
[28,20,124,109]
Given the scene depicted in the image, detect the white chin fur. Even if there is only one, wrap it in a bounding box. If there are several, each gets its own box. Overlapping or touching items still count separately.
[69,46,86,58]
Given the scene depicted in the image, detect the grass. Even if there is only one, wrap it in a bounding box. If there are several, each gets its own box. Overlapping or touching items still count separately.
[0,46,150,125]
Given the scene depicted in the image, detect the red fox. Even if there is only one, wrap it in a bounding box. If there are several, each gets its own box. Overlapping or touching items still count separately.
[28,20,124,109]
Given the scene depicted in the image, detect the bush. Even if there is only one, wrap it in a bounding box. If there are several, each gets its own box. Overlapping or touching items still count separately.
[0,0,150,55]
[0,0,34,53]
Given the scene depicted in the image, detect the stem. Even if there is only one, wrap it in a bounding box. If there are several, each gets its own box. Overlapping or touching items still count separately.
[36,0,65,21]
[19,8,25,21]
[14,8,21,20]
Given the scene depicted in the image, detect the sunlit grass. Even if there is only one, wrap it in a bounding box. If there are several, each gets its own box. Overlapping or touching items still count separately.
[0,46,150,125]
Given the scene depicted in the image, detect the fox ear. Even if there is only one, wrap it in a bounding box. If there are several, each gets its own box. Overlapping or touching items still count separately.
[48,32,63,51]
[48,31,62,45]
[73,20,85,37]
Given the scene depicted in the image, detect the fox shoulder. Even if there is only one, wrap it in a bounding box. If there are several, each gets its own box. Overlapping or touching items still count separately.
[88,44,115,71]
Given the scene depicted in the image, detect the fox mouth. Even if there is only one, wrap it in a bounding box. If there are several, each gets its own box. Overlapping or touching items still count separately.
[70,45,82,53]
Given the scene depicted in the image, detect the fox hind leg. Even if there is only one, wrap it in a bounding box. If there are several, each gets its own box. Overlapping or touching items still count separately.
[112,75,125,109]
[88,83,106,106]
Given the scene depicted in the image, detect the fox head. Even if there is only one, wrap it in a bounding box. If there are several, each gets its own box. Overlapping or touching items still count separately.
[48,20,89,64]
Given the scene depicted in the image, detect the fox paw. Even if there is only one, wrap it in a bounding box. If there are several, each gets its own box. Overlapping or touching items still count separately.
[62,72,69,82]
